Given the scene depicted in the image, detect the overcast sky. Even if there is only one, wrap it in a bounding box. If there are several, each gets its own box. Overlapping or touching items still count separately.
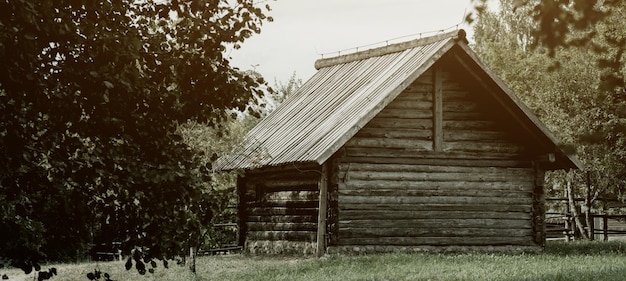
[229,0,477,84]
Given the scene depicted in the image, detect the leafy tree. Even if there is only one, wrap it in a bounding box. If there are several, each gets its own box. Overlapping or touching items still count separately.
[177,71,302,250]
[473,0,626,239]
[0,0,272,273]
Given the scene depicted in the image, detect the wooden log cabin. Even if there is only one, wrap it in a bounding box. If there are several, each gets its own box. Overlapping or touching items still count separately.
[214,29,582,255]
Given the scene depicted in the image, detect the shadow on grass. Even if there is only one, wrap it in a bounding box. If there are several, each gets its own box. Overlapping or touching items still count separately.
[545,240,626,256]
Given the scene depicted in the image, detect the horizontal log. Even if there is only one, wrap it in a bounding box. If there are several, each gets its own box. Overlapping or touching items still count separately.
[342,148,523,160]
[443,111,485,121]
[339,163,532,174]
[339,227,532,238]
[262,191,319,202]
[327,245,542,254]
[443,141,525,154]
[247,222,317,231]
[384,100,432,110]
[343,171,533,182]
[354,128,432,140]
[443,120,500,130]
[394,90,431,101]
[375,109,433,119]
[365,118,433,129]
[338,180,533,192]
[339,195,532,205]
[441,89,471,101]
[337,188,531,199]
[345,138,432,150]
[339,156,532,168]
[338,203,531,213]
[338,218,531,229]
[246,200,319,208]
[334,236,534,246]
[248,207,318,216]
[338,210,530,221]
[247,230,316,242]
[444,101,481,112]
[443,130,511,141]
[247,215,318,223]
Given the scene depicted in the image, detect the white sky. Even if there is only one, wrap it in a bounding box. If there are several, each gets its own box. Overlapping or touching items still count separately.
[229,0,477,84]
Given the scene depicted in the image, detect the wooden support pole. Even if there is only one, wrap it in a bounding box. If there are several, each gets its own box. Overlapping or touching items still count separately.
[432,63,443,151]
[316,163,329,257]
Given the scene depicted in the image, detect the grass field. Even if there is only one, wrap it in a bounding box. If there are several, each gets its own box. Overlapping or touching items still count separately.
[4,241,626,281]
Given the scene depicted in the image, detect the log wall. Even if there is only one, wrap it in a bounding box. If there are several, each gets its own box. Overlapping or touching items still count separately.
[238,163,322,255]
[330,65,542,252]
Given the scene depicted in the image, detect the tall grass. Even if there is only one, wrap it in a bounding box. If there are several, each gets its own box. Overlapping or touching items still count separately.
[4,241,626,281]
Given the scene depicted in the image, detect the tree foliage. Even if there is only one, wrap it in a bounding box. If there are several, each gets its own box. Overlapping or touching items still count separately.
[0,0,271,272]
[473,0,626,237]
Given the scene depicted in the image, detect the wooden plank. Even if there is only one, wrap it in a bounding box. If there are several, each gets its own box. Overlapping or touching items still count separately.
[339,227,532,238]
[338,210,530,220]
[383,100,433,110]
[248,207,318,216]
[339,195,532,205]
[247,215,318,223]
[433,63,443,152]
[246,201,319,208]
[337,218,531,229]
[334,236,534,246]
[338,203,532,213]
[247,222,317,231]
[316,162,328,257]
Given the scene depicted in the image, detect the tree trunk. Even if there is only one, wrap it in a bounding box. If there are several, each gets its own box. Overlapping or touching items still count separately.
[584,171,594,240]
[567,172,589,240]
[189,247,196,274]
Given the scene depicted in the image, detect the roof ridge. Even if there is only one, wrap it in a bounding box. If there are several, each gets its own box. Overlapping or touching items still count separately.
[314,29,467,70]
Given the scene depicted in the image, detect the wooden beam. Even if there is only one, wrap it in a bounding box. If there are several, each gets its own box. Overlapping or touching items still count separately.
[433,63,443,151]
[316,162,329,257]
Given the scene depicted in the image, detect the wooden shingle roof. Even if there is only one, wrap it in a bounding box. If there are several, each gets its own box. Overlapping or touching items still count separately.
[214,29,582,171]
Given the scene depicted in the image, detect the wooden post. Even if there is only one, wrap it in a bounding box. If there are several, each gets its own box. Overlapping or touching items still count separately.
[603,216,609,241]
[316,163,329,257]
[564,181,571,241]
[432,63,443,151]
[532,165,546,246]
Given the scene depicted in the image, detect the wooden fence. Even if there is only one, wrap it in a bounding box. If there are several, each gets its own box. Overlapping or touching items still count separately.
[546,197,626,241]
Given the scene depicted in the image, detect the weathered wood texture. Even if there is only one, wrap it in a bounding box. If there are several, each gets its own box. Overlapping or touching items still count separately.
[331,66,542,250]
[239,163,322,249]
